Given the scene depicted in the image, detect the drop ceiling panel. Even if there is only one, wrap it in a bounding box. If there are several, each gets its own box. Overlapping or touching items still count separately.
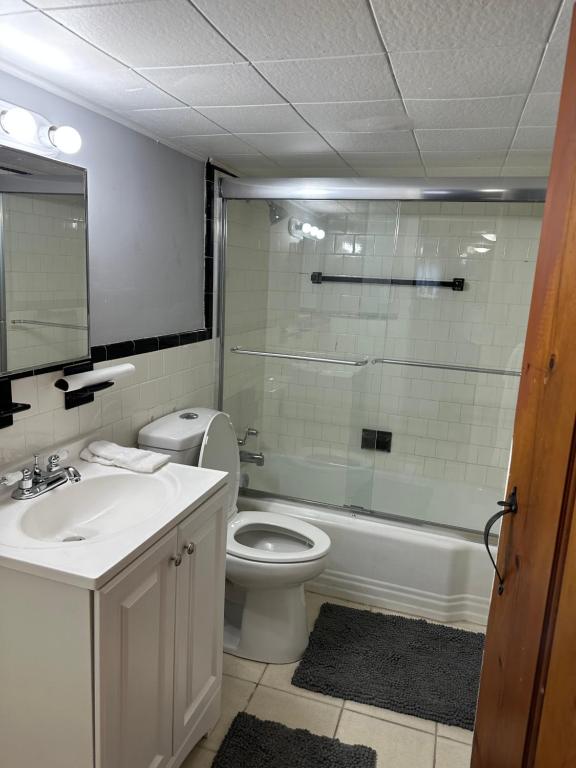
[521,92,561,125]
[256,54,398,103]
[421,151,508,167]
[31,0,144,6]
[512,126,556,150]
[0,1,32,13]
[416,127,516,152]
[48,0,243,68]
[505,150,553,166]
[371,0,561,51]
[195,104,310,133]
[193,0,383,61]
[533,43,569,91]
[342,151,424,168]
[405,95,525,130]
[74,70,182,110]
[171,134,257,154]
[391,47,543,99]
[550,0,573,44]
[127,107,224,136]
[217,154,279,171]
[238,132,332,154]
[323,131,418,152]
[269,153,349,168]
[140,62,283,107]
[296,101,409,133]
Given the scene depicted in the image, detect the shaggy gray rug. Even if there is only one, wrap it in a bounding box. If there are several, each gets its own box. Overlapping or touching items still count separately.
[292,603,484,730]
[212,712,376,768]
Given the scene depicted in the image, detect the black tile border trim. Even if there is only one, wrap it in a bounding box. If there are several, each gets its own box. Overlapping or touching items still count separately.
[0,329,212,384]
[92,329,212,363]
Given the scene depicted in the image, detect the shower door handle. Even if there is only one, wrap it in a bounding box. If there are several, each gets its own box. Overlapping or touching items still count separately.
[483,487,518,595]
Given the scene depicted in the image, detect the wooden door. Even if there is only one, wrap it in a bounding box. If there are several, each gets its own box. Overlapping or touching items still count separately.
[95,530,178,768]
[172,492,227,755]
[472,4,576,767]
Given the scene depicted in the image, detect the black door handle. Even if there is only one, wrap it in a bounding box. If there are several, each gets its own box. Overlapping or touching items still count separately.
[484,487,518,595]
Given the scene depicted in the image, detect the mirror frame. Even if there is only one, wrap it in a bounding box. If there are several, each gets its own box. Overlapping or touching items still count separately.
[0,145,90,378]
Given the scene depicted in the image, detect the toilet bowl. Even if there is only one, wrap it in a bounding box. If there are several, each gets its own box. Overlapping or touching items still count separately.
[138,408,331,663]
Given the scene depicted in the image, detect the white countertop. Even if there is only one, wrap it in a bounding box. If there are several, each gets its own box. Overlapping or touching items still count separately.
[0,457,228,590]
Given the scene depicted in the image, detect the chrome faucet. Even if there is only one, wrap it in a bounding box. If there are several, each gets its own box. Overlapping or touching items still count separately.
[237,427,258,446]
[10,453,82,500]
[239,450,265,467]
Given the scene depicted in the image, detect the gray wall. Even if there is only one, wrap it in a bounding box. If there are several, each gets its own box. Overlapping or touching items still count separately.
[0,71,205,346]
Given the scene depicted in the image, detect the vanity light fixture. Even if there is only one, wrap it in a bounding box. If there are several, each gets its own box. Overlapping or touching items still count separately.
[0,100,82,155]
[289,217,325,241]
[0,107,37,144]
[47,125,82,154]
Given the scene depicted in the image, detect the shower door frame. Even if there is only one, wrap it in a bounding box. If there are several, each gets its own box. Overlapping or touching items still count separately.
[216,176,547,540]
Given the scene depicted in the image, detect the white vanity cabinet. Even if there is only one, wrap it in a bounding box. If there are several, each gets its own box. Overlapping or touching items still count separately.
[0,486,227,768]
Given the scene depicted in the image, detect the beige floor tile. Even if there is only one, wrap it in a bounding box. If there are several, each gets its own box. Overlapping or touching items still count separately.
[336,710,435,768]
[180,744,216,768]
[246,685,341,737]
[437,724,474,745]
[305,590,372,631]
[203,675,255,751]
[343,699,436,734]
[260,661,344,707]
[435,737,472,767]
[223,653,266,683]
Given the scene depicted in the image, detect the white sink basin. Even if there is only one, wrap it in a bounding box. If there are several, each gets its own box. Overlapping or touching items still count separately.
[0,447,228,589]
[19,475,167,544]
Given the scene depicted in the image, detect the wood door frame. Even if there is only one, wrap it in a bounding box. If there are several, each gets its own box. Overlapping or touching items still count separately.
[472,5,576,767]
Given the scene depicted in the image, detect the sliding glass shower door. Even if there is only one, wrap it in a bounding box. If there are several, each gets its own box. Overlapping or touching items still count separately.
[220,184,543,534]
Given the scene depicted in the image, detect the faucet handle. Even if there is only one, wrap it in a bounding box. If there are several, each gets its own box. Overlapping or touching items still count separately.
[237,427,259,446]
[0,470,24,487]
[46,454,61,472]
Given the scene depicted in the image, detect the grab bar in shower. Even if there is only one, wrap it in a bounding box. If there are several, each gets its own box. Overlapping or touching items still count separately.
[230,347,369,367]
[311,272,465,292]
[372,357,521,377]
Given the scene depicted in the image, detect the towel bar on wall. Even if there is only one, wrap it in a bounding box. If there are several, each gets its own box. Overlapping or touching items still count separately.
[372,358,521,377]
[310,272,465,291]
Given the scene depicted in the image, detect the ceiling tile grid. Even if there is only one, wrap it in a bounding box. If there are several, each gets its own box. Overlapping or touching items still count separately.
[0,0,569,176]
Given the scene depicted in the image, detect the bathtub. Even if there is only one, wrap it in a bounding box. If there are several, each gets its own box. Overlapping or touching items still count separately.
[245,452,501,533]
[239,457,498,625]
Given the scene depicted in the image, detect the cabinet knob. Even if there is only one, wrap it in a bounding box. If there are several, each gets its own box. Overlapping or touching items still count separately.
[170,554,183,567]
[184,542,195,555]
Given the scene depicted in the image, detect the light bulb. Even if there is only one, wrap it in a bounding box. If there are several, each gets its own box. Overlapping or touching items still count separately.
[482,233,497,242]
[48,125,82,154]
[309,226,319,238]
[473,246,490,253]
[0,107,37,143]
[301,222,312,234]
[316,229,326,240]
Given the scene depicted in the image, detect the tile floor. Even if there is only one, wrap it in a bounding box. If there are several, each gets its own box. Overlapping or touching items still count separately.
[182,592,483,768]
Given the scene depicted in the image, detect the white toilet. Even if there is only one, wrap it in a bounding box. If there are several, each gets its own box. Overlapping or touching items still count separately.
[138,408,331,664]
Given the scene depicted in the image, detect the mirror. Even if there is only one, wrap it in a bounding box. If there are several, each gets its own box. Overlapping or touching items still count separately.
[0,146,89,376]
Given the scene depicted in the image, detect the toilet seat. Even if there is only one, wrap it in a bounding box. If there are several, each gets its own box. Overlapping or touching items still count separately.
[227,511,331,564]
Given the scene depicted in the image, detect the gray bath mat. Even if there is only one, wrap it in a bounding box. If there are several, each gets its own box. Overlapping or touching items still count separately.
[292,603,484,730]
[212,712,376,768]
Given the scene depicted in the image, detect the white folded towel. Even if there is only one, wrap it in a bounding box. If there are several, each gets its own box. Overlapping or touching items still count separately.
[80,441,170,473]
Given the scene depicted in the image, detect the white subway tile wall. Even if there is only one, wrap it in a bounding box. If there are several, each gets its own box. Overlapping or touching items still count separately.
[4,194,89,372]
[223,199,542,515]
[0,340,217,468]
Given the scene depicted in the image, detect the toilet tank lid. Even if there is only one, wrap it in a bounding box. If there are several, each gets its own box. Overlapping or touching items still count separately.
[138,407,218,451]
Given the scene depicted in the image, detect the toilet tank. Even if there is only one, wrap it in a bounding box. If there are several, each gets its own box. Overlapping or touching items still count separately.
[138,407,219,466]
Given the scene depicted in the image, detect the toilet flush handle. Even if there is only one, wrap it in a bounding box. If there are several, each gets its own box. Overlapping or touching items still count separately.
[184,542,195,555]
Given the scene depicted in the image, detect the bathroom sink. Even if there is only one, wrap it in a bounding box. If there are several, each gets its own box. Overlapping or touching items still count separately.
[19,475,167,544]
[0,446,228,589]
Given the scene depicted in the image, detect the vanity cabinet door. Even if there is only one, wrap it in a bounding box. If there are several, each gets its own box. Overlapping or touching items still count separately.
[173,492,227,754]
[95,530,178,768]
